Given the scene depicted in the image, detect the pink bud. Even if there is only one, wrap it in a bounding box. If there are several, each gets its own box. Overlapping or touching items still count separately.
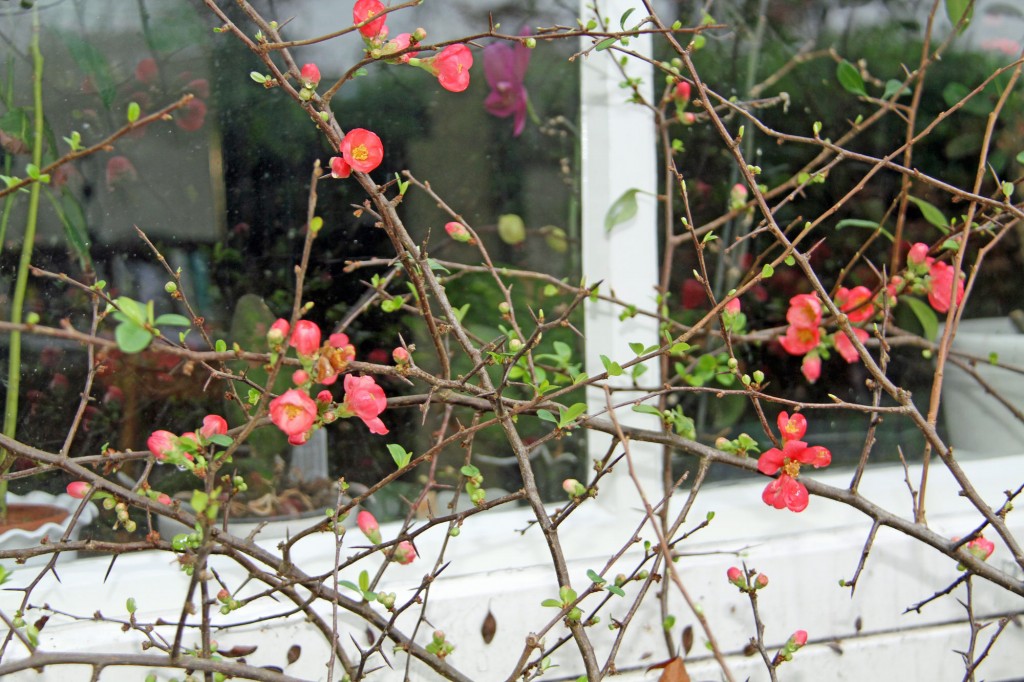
[66,481,91,499]
[292,369,310,385]
[289,320,322,356]
[329,333,350,348]
[357,509,382,544]
[200,414,228,438]
[156,493,172,505]
[329,156,351,179]
[967,535,995,561]
[790,630,808,648]
[724,298,741,314]
[755,573,769,588]
[393,347,410,364]
[908,242,930,266]
[726,566,743,583]
[444,221,473,243]
[674,81,691,102]
[147,430,178,460]
[393,540,417,565]
[268,318,290,346]
[217,588,230,602]
[299,63,321,88]
[316,390,333,404]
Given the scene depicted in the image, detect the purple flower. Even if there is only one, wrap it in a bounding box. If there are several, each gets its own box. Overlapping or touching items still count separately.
[483,35,531,137]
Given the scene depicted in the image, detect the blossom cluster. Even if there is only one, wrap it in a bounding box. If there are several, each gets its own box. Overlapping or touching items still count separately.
[146,413,231,471]
[896,242,967,314]
[756,412,832,512]
[778,290,873,383]
[265,318,390,443]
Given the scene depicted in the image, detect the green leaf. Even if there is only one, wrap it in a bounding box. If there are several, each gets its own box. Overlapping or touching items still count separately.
[882,79,908,100]
[426,258,450,274]
[208,434,233,447]
[761,264,774,279]
[670,342,690,354]
[191,490,209,514]
[587,569,605,584]
[1016,151,1024,165]
[907,196,949,231]
[358,570,370,592]
[632,404,663,416]
[945,0,973,32]
[115,322,154,354]
[540,599,563,608]
[619,8,636,28]
[836,218,895,242]
[605,188,641,232]
[250,71,267,83]
[127,101,141,123]
[600,355,623,377]
[154,313,192,327]
[608,585,625,597]
[595,37,618,51]
[836,61,866,97]
[561,403,588,424]
[903,296,940,342]
[215,339,227,352]
[537,409,558,424]
[629,342,646,356]
[387,443,412,469]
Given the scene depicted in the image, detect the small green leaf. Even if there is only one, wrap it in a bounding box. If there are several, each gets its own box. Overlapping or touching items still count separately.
[701,231,717,244]
[126,597,137,614]
[561,403,587,424]
[619,7,636,28]
[608,585,625,597]
[250,71,267,83]
[191,490,209,514]
[208,434,233,447]
[945,0,973,32]
[629,342,646,355]
[836,60,867,97]
[115,323,154,354]
[387,443,412,469]
[941,238,960,252]
[127,101,141,123]
[882,79,908,100]
[541,599,563,608]
[153,313,192,327]
[537,409,558,424]
[1016,151,1024,165]
[670,342,690,354]
[761,264,774,279]
[903,296,940,342]
[358,570,370,592]
[600,355,623,376]
[215,339,227,352]
[595,37,618,51]
[784,255,796,266]
[907,196,950,232]
[587,569,605,584]
[836,218,895,242]
[605,188,641,232]
[632,404,662,416]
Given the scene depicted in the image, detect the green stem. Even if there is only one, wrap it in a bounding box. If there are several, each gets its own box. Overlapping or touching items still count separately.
[1,9,45,519]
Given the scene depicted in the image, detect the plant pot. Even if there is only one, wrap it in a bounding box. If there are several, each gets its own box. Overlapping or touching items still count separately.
[156,506,332,541]
[0,491,99,567]
[941,317,1024,455]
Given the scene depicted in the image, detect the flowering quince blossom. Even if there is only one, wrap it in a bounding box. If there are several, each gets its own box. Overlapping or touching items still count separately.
[175,98,207,132]
[343,374,389,435]
[835,285,874,323]
[200,414,228,439]
[66,481,91,499]
[353,0,387,39]
[786,294,822,329]
[147,430,178,460]
[927,260,965,313]
[340,128,384,174]
[908,242,931,266]
[967,535,995,561]
[483,36,531,136]
[289,319,322,356]
[779,324,820,356]
[393,540,417,565]
[269,388,318,442]
[444,221,473,243]
[357,509,382,544]
[833,327,869,363]
[428,44,473,93]
[382,33,419,64]
[757,416,832,512]
[392,346,410,365]
[299,63,321,89]
[329,156,351,179]
[267,318,289,346]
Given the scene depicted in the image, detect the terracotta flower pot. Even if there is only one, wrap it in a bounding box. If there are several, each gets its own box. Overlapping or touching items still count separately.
[0,491,99,567]
[0,504,69,533]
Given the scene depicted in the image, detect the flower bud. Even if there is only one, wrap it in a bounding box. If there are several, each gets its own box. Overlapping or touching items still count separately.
[66,481,91,499]
[164,282,178,294]
[562,478,587,498]
[789,630,807,648]
[292,369,310,385]
[393,540,417,565]
[299,63,321,89]
[726,566,744,588]
[444,221,473,243]
[267,318,290,347]
[754,573,769,589]
[393,347,410,365]
[525,37,537,48]
[357,510,382,545]
[290,320,322,357]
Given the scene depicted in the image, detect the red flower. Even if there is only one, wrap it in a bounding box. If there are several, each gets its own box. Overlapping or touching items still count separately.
[761,474,809,512]
[927,261,965,313]
[134,57,159,85]
[269,389,318,438]
[353,0,387,39]
[290,320,322,356]
[785,294,822,329]
[432,44,473,93]
[779,324,820,356]
[801,354,821,383]
[147,430,178,460]
[908,242,931,266]
[777,411,807,442]
[175,98,207,132]
[383,33,419,63]
[833,327,869,363]
[329,333,350,348]
[835,286,874,323]
[200,414,228,438]
[340,128,384,174]
[300,63,321,89]
[343,374,388,435]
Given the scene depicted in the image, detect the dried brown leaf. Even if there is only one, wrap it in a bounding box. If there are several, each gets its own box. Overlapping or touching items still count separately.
[287,644,301,664]
[482,609,497,644]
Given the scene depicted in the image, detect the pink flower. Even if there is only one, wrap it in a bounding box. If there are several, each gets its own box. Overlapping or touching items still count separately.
[835,286,874,323]
[779,324,820,356]
[762,474,809,512]
[200,414,228,438]
[156,493,172,505]
[268,318,290,346]
[292,369,310,385]
[728,183,749,211]
[445,221,473,243]
[269,389,318,438]
[483,36,530,136]
[786,294,822,329]
[674,81,691,103]
[175,98,207,132]
[393,347,410,364]
[300,63,321,89]
[927,261,965,313]
[343,374,389,435]
[908,242,931,266]
[966,536,995,561]
[754,573,769,588]
[357,509,382,544]
[340,128,384,174]
[106,156,138,191]
[66,481,91,499]
[147,430,178,460]
[431,44,473,93]
[316,390,333,404]
[393,540,417,565]
[329,333,350,348]
[833,327,869,363]
[134,58,159,85]
[777,411,807,442]
[724,297,741,314]
[329,156,351,179]
[383,33,419,64]
[290,319,322,356]
[801,354,821,383]
[353,0,387,39]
